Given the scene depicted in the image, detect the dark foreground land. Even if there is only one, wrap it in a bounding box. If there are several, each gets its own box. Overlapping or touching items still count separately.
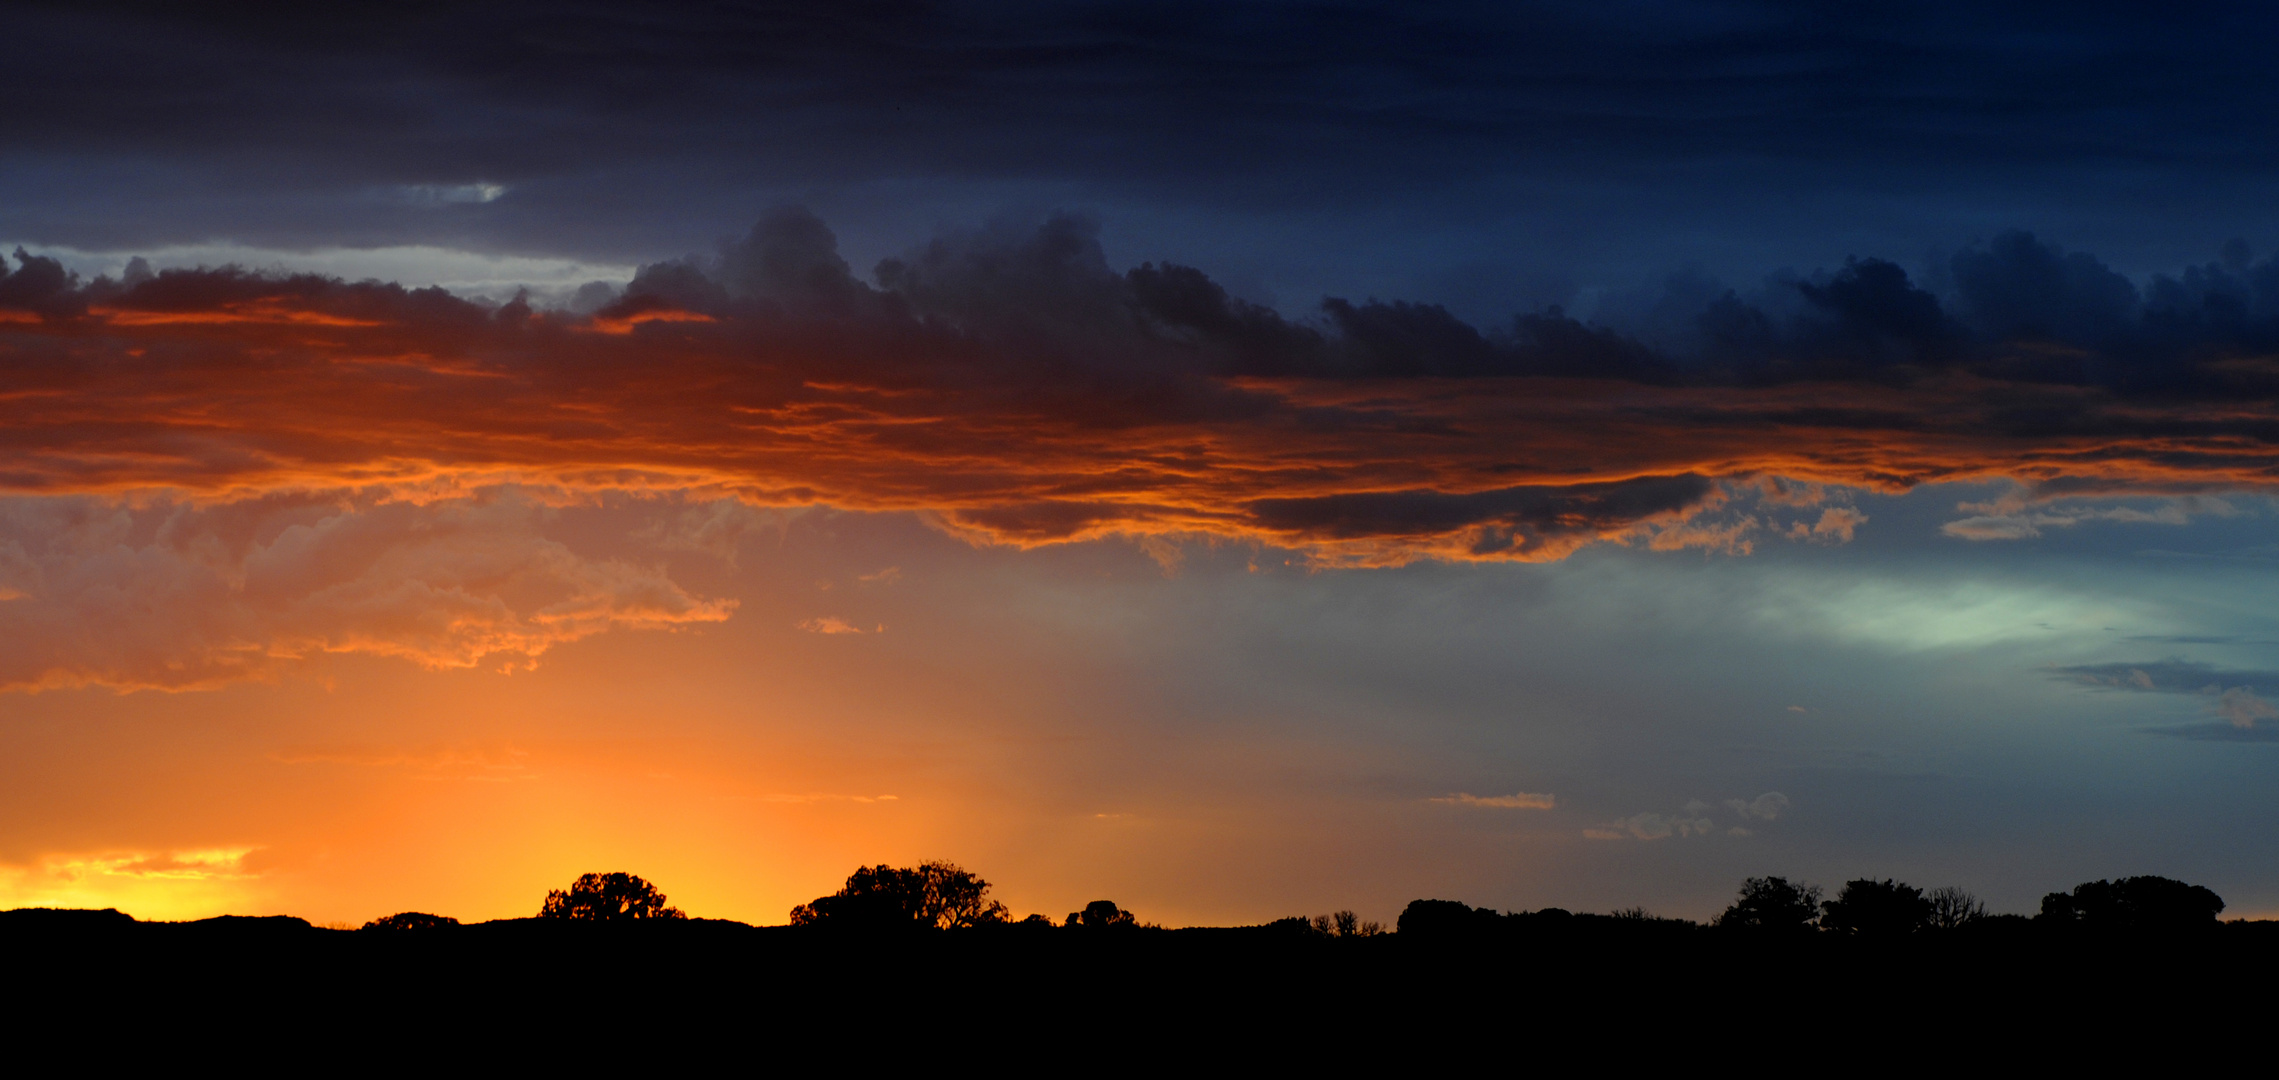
[4,907,2271,1062]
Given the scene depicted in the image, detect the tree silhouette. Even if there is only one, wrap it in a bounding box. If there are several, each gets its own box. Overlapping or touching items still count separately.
[1396,898,1498,938]
[361,911,460,931]
[916,861,1010,929]
[2038,876,2224,930]
[789,866,920,928]
[1065,900,1137,929]
[538,872,687,921]
[1820,878,1934,936]
[1715,876,1822,932]
[1926,886,1988,930]
[790,861,1009,930]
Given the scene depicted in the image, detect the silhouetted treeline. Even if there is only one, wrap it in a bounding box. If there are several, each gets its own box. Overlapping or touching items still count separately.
[8,864,2251,947]
[1399,873,2237,944]
[8,865,2276,1060]
[6,863,2249,946]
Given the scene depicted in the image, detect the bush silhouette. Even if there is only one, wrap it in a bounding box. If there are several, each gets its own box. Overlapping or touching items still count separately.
[1715,876,1822,932]
[1065,900,1137,929]
[2039,876,2224,930]
[790,861,1009,930]
[361,911,461,931]
[1820,879,1934,936]
[538,872,687,921]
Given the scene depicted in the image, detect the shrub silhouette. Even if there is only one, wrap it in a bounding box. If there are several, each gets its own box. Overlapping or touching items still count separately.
[1715,876,1822,932]
[790,861,1009,930]
[2038,876,2224,930]
[538,872,686,921]
[1820,879,1934,936]
[361,911,461,931]
[1065,900,1137,929]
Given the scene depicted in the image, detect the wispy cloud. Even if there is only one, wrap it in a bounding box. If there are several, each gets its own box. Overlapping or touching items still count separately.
[273,744,533,780]
[1725,792,1790,821]
[1942,494,2232,542]
[1584,811,1717,841]
[393,182,507,206]
[78,848,259,880]
[636,499,797,565]
[1586,794,1786,840]
[797,617,869,635]
[2051,659,2279,694]
[2054,659,2279,732]
[1789,507,1867,544]
[751,793,899,804]
[0,490,734,692]
[1430,791,1555,809]
[2215,687,2279,729]
[2142,723,2279,743]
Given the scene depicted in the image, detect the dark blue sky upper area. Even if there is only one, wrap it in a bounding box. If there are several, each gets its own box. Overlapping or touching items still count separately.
[8,1,2279,317]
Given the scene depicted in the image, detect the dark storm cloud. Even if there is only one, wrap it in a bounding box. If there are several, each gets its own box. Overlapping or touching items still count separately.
[11,208,2279,392]
[1245,475,1717,559]
[0,249,81,319]
[1133,226,2279,406]
[7,2,2279,258]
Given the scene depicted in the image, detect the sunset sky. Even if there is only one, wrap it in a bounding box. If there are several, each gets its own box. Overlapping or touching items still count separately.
[6,1,2279,926]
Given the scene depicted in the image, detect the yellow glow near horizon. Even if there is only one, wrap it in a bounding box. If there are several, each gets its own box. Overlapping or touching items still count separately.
[0,847,267,920]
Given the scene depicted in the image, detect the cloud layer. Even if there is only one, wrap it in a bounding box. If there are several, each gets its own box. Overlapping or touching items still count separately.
[2056,660,2279,730]
[9,211,2279,688]
[6,214,2279,568]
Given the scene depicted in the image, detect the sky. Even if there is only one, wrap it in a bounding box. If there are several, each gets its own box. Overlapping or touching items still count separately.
[3,0,2278,926]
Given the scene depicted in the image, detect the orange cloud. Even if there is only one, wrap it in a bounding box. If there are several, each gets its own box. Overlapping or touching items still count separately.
[0,490,734,692]
[797,617,867,635]
[4,224,2277,590]
[88,303,385,328]
[5,293,2263,564]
